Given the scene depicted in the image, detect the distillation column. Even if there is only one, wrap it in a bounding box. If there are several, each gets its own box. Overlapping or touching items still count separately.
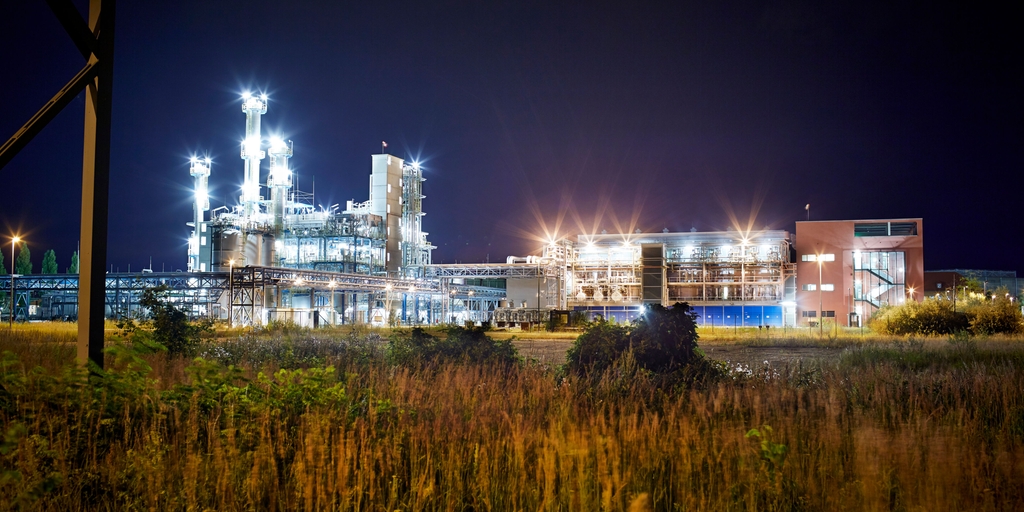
[267,137,293,265]
[187,157,211,272]
[240,93,267,222]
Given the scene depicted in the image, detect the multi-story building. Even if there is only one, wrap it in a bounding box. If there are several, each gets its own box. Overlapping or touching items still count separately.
[495,229,797,326]
[794,219,924,327]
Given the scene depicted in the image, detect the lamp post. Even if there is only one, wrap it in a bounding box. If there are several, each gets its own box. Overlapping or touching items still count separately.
[818,258,823,338]
[10,236,20,328]
[228,259,235,328]
[809,252,834,338]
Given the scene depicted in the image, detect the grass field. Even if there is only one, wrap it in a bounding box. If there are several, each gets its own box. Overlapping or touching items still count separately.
[1,323,1023,510]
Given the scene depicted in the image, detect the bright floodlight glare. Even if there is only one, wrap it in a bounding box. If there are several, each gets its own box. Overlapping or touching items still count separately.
[244,137,261,155]
[204,157,211,165]
[260,93,268,101]
[190,156,198,163]
[242,91,251,99]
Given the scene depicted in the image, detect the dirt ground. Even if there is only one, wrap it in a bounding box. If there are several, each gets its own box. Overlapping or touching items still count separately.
[512,339,841,368]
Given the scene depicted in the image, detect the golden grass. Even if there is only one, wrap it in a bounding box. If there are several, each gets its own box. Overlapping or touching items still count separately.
[1,327,1023,510]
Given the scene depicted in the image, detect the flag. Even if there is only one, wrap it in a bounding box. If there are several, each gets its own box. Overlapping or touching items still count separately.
[382,141,387,148]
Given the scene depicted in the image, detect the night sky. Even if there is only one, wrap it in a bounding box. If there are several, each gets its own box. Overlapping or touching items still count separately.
[1,1,1021,274]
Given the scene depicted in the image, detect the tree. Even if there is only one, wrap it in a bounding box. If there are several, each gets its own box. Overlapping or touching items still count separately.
[68,250,79,274]
[15,243,31,275]
[42,250,58,274]
[139,285,211,357]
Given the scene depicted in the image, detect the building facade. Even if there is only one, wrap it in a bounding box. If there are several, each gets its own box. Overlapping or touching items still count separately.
[794,219,924,327]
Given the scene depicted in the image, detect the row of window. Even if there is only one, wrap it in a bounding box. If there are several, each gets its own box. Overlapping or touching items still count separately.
[801,310,836,318]
[801,284,834,291]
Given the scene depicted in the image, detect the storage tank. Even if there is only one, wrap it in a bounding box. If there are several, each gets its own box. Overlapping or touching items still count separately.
[211,227,242,272]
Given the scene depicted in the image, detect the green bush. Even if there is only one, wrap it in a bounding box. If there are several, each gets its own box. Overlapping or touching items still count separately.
[565,302,723,387]
[870,295,1022,336]
[967,294,1023,335]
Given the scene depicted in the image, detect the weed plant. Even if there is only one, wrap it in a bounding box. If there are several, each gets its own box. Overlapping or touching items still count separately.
[1,327,1023,510]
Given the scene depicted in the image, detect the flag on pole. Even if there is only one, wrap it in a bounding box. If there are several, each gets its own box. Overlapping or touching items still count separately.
[381,141,387,154]
[382,141,387,147]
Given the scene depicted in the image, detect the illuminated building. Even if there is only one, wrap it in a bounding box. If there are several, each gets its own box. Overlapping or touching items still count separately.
[794,219,924,327]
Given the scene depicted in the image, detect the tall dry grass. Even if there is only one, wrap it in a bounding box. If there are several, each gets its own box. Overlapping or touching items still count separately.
[1,327,1023,510]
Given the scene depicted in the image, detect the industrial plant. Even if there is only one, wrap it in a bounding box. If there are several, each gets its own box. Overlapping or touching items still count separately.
[2,94,935,330]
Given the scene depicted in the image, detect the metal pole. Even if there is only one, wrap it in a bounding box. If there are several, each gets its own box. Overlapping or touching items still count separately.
[818,260,823,337]
[10,238,15,328]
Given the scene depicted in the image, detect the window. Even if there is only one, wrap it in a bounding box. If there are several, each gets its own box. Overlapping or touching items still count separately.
[854,221,918,237]
[200,236,206,246]
[388,184,392,194]
[802,311,817,318]
[802,253,835,262]
[821,284,835,291]
[853,251,907,312]
[821,311,836,318]
[802,284,817,291]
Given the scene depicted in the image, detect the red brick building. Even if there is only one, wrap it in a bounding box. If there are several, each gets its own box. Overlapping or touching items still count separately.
[794,219,924,327]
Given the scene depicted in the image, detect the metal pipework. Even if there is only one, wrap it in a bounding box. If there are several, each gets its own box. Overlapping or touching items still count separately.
[240,93,267,221]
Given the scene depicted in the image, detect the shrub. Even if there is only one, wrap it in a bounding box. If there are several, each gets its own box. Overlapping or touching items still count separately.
[870,296,1022,336]
[566,302,723,387]
[966,294,1023,335]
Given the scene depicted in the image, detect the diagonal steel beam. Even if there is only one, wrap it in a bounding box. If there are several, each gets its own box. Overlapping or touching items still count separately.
[0,61,97,170]
[45,0,96,60]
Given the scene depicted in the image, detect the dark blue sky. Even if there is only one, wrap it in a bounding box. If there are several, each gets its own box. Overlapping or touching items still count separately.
[1,0,1021,273]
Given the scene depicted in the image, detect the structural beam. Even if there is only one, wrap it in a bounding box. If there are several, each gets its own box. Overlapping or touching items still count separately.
[77,0,116,368]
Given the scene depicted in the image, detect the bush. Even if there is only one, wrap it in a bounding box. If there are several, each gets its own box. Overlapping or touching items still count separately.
[967,294,1024,335]
[565,302,723,387]
[870,295,1022,336]
[388,326,520,367]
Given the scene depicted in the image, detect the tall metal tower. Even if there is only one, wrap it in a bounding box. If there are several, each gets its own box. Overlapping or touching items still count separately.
[267,137,293,236]
[240,92,267,222]
[187,156,211,272]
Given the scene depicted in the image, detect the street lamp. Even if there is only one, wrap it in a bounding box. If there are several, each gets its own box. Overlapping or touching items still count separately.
[9,236,20,328]
[807,252,834,337]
